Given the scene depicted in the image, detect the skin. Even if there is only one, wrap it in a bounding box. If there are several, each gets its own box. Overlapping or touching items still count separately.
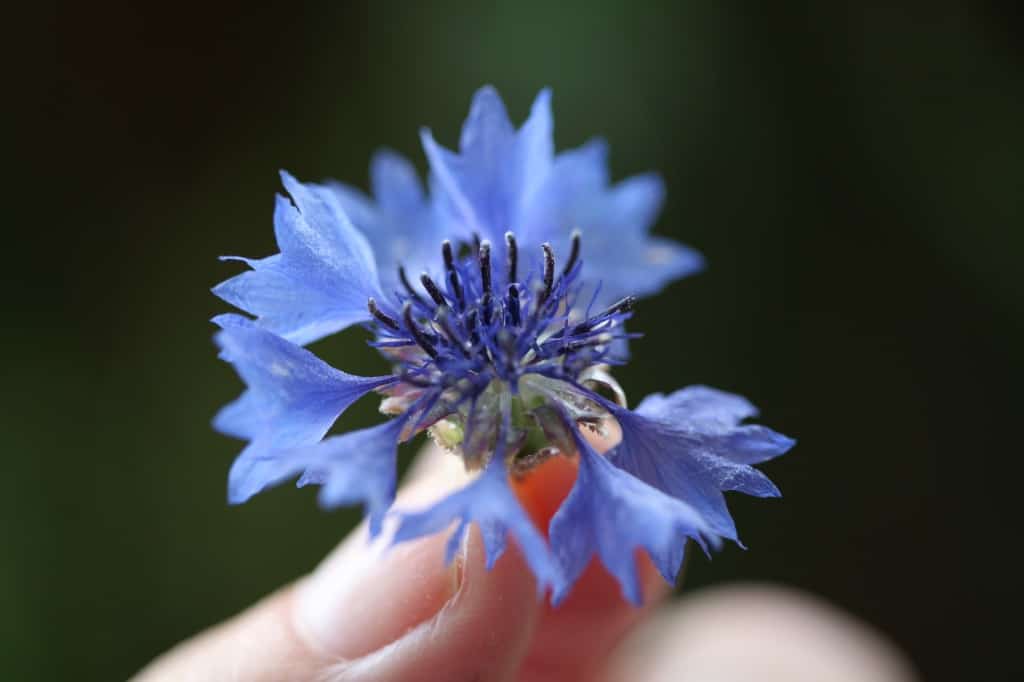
[134,438,918,682]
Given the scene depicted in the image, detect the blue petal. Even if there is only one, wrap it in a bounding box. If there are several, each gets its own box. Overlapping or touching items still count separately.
[635,386,794,465]
[291,418,407,536]
[323,150,444,293]
[521,139,703,307]
[212,171,383,345]
[517,139,609,247]
[392,455,563,597]
[514,88,554,209]
[213,325,394,503]
[597,387,794,542]
[634,385,758,423]
[225,441,306,509]
[212,389,262,440]
[372,149,426,211]
[421,86,555,248]
[548,431,713,605]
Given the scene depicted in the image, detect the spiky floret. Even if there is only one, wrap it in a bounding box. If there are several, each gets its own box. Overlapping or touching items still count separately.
[364,231,638,469]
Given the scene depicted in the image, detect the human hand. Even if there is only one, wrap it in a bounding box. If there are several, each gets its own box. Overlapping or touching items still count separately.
[134,444,915,682]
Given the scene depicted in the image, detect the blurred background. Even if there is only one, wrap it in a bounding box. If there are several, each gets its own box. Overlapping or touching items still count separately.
[6,1,1021,679]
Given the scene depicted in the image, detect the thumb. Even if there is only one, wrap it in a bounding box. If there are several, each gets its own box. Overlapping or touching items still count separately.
[133,446,540,682]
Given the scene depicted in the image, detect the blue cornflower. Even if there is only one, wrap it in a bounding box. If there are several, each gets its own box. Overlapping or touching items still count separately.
[212,86,794,604]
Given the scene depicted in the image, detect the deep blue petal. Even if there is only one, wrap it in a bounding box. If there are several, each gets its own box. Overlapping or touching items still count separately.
[289,418,406,536]
[212,172,383,345]
[213,325,394,503]
[595,387,794,542]
[548,431,713,605]
[634,386,794,465]
[392,455,563,596]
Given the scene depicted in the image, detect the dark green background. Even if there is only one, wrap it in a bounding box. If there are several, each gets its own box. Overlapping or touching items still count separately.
[7,2,1021,679]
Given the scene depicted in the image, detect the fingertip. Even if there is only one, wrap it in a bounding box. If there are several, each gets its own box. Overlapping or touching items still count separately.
[605,584,919,682]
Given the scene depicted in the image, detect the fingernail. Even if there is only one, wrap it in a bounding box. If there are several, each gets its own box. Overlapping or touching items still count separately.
[293,448,471,659]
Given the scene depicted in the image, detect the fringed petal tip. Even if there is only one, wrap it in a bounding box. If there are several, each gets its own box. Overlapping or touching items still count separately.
[391,457,564,598]
[211,172,383,346]
[548,430,715,606]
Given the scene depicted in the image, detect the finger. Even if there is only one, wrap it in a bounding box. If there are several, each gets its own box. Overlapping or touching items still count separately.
[512,426,675,682]
[327,524,539,682]
[602,584,918,682]
[133,446,541,682]
[293,447,469,660]
[130,585,327,682]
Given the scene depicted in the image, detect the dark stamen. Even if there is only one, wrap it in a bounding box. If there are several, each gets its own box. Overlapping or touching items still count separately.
[398,266,426,306]
[367,297,399,331]
[569,296,637,337]
[402,303,437,358]
[472,232,482,252]
[466,308,480,346]
[442,240,456,272]
[602,295,636,317]
[507,284,521,326]
[480,293,492,325]
[538,243,555,307]
[436,306,469,357]
[420,272,447,307]
[449,271,465,308]
[479,240,492,295]
[562,229,582,276]
[560,333,614,355]
[505,232,518,284]
[441,240,465,309]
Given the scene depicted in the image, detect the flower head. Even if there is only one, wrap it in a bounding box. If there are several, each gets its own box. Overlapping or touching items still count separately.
[212,86,793,604]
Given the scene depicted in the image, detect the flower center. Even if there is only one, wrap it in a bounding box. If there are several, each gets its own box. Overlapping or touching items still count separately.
[367,231,636,468]
[368,231,635,384]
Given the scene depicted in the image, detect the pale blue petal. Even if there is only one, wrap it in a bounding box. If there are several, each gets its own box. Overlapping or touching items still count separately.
[459,85,515,161]
[421,129,484,240]
[213,325,394,503]
[520,142,703,306]
[421,86,556,248]
[517,139,608,247]
[319,182,377,237]
[634,385,758,427]
[212,172,383,345]
[548,431,713,605]
[323,149,444,293]
[212,389,262,440]
[226,441,305,508]
[513,88,554,209]
[371,148,426,212]
[392,455,563,597]
[291,418,406,536]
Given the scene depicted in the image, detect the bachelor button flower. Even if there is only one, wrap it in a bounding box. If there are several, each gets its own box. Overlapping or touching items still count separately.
[211,86,794,604]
